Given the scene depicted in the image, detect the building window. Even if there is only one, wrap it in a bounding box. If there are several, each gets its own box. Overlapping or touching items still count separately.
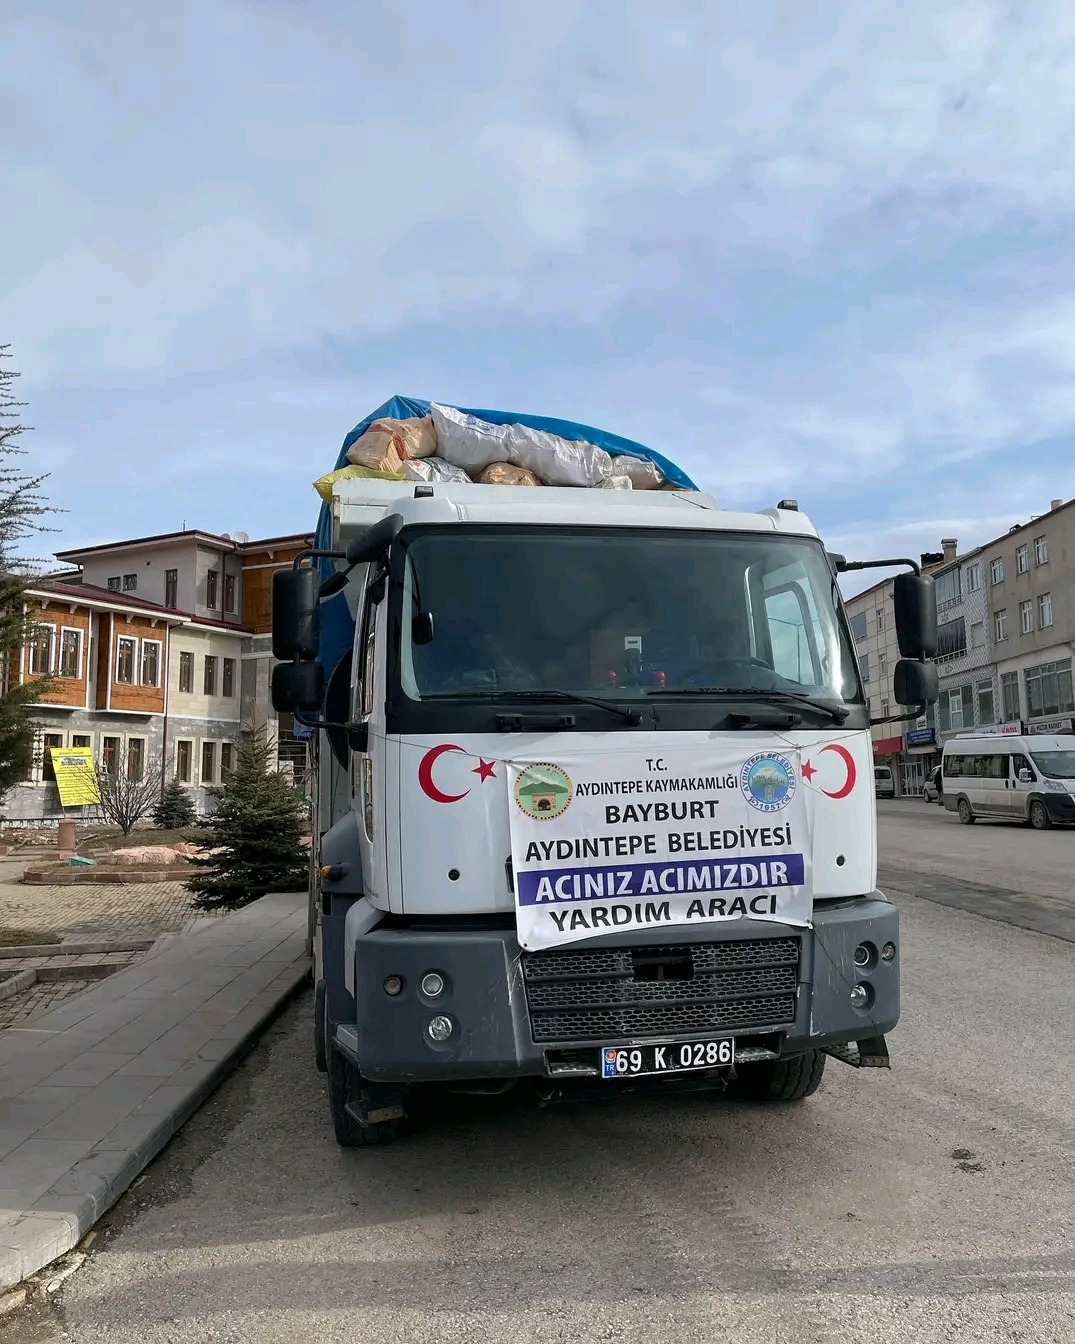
[1020,600,1034,635]
[127,738,145,781]
[1035,535,1049,565]
[115,637,136,684]
[206,570,219,608]
[936,568,960,607]
[1039,593,1053,629]
[58,628,82,678]
[179,651,194,693]
[203,655,218,696]
[876,608,885,631]
[976,679,995,726]
[994,609,1007,642]
[966,563,981,592]
[937,617,967,660]
[176,740,193,784]
[879,653,887,675]
[970,621,985,649]
[224,573,237,614]
[141,639,161,687]
[1025,659,1075,720]
[71,733,91,750]
[101,736,121,775]
[939,685,974,733]
[201,741,216,785]
[41,732,65,783]
[881,699,889,718]
[222,657,236,698]
[122,573,138,591]
[1001,671,1020,722]
[220,743,234,777]
[165,569,178,608]
[1016,544,1029,574]
[858,653,870,684]
[107,576,121,591]
[849,611,867,643]
[990,557,1004,585]
[28,624,54,677]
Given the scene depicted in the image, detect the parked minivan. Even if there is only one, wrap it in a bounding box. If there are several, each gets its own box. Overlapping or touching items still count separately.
[874,765,895,799]
[941,732,1075,829]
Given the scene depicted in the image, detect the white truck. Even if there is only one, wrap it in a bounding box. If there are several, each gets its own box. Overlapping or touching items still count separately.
[272,399,939,1145]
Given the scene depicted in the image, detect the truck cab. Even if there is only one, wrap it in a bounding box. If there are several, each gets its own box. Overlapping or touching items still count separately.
[274,459,938,1145]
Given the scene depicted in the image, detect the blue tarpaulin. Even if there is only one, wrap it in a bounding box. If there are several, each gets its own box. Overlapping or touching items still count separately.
[297,397,699,736]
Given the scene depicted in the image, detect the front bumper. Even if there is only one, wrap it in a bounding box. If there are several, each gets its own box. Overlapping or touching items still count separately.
[342,895,899,1083]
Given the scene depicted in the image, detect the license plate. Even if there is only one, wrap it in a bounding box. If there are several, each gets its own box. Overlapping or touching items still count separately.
[601,1039,735,1079]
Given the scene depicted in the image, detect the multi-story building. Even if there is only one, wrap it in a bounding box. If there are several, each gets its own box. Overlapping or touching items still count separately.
[981,498,1075,735]
[2,528,311,825]
[929,542,998,753]
[843,539,965,795]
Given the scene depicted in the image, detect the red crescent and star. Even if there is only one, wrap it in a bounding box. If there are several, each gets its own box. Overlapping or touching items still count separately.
[417,744,498,803]
[801,743,857,799]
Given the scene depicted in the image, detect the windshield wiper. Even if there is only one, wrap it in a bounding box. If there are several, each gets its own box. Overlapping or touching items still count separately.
[421,689,643,725]
[648,686,850,724]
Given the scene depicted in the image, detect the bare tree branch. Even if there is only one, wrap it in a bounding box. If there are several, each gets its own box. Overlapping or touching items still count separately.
[94,757,166,835]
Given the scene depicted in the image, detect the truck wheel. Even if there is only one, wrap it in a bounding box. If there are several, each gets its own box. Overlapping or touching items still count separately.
[957,797,975,825]
[326,1047,402,1146]
[313,979,327,1073]
[1030,800,1052,831]
[732,1050,826,1102]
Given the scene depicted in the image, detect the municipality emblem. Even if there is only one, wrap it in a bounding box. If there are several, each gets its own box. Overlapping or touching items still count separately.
[741,753,796,813]
[513,762,574,821]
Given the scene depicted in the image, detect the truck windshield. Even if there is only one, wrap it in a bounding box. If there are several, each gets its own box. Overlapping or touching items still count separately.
[397,527,862,706]
[1030,751,1075,779]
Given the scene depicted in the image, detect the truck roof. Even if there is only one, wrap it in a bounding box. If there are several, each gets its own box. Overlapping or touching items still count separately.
[331,478,821,545]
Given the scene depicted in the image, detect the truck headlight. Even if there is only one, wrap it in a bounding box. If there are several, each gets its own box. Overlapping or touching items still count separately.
[427,1015,454,1043]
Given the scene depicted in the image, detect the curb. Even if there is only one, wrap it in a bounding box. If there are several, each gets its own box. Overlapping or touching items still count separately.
[0,970,36,1003]
[0,894,310,1292]
[0,940,156,961]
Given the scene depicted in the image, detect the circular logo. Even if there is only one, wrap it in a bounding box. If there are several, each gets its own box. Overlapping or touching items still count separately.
[741,753,796,812]
[513,762,574,821]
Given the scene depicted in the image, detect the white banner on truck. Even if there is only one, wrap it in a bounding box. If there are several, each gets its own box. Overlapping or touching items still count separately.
[506,744,813,952]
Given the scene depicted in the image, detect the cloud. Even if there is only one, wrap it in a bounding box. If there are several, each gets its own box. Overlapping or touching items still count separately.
[6,0,1075,557]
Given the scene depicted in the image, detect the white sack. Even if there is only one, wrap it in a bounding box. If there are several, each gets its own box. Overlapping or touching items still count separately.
[403,457,472,484]
[432,402,614,487]
[612,454,665,489]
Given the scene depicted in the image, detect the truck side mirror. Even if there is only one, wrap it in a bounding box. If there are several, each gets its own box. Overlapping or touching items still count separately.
[893,658,938,707]
[272,568,321,661]
[271,660,325,714]
[893,573,938,659]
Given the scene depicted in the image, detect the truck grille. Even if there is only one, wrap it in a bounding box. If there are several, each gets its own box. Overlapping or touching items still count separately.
[521,937,801,1044]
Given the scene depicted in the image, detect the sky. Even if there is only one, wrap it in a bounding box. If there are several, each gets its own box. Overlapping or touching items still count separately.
[5,0,1075,588]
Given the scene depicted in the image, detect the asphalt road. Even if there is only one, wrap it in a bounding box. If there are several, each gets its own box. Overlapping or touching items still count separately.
[11,804,1075,1343]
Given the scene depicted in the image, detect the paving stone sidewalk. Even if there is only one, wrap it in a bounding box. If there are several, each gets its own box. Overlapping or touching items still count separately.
[0,890,309,1291]
[0,866,205,943]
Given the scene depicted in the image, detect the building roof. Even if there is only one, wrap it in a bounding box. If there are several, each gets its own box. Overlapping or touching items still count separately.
[28,580,190,622]
[54,528,311,563]
[976,496,1074,553]
[26,580,251,633]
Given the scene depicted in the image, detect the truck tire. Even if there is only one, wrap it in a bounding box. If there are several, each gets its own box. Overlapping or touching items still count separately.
[957,797,975,824]
[326,1046,402,1146]
[313,979,328,1074]
[732,1050,826,1102]
[1029,799,1052,831]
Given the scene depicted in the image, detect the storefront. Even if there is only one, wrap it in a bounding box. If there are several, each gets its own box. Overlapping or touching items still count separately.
[901,726,938,795]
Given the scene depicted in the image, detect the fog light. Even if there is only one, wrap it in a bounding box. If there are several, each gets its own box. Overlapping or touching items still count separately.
[850,983,870,1009]
[427,1015,453,1043]
[853,943,872,967]
[421,972,445,998]
[880,942,897,962]
[383,976,403,997]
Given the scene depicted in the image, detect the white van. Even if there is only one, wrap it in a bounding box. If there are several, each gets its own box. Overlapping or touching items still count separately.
[941,732,1075,830]
[874,765,895,799]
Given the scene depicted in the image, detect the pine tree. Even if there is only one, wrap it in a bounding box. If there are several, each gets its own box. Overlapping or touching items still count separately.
[187,731,309,911]
[0,345,57,794]
[153,776,196,829]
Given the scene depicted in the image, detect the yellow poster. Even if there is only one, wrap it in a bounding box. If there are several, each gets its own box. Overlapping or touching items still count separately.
[49,747,101,807]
